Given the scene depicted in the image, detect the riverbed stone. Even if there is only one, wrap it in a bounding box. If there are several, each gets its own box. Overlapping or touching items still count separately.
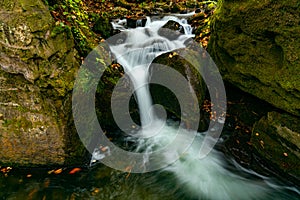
[0,0,84,166]
[208,0,300,116]
[251,112,300,181]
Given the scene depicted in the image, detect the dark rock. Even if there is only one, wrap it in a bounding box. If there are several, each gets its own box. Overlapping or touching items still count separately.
[151,49,206,131]
[126,17,147,28]
[195,8,202,13]
[158,20,184,41]
[180,10,188,14]
[251,112,300,182]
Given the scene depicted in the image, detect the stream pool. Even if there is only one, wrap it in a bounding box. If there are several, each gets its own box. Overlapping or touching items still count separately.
[0,143,299,200]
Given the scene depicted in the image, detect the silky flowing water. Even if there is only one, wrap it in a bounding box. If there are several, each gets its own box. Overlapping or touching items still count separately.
[1,15,299,199]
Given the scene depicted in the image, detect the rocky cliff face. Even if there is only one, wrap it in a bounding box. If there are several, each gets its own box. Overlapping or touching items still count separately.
[0,0,83,166]
[209,0,300,116]
[209,0,300,181]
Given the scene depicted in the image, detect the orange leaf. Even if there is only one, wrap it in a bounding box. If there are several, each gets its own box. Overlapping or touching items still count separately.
[54,168,63,174]
[69,168,81,174]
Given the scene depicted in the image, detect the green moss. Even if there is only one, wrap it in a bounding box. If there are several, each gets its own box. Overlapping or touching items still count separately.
[92,15,112,39]
[208,0,300,116]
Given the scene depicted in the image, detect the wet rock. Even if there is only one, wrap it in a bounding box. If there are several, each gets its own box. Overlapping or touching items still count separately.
[251,112,300,181]
[195,8,202,13]
[151,49,206,131]
[209,0,300,116]
[0,0,83,166]
[126,16,147,28]
[158,20,184,41]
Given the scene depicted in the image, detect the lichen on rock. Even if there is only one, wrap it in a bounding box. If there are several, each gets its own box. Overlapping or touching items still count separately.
[0,0,84,166]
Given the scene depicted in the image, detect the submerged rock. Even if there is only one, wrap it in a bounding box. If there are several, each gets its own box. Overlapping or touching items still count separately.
[0,0,83,166]
[251,112,300,181]
[209,0,300,116]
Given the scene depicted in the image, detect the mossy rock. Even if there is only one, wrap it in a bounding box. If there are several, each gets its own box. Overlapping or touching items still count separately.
[151,50,206,131]
[92,16,113,39]
[208,0,300,116]
[0,0,85,166]
[251,111,300,181]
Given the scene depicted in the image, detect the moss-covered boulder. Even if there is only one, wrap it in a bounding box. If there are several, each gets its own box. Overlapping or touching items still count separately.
[251,112,300,181]
[0,0,84,166]
[209,0,300,116]
[151,50,206,130]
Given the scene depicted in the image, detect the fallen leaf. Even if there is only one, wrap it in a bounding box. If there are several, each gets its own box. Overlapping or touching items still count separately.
[69,168,81,174]
[54,168,63,174]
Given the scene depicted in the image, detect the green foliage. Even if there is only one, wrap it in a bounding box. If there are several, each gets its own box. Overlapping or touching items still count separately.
[48,0,95,57]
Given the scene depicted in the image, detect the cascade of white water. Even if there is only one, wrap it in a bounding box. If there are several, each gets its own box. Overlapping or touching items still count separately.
[110,17,191,131]
[93,15,300,200]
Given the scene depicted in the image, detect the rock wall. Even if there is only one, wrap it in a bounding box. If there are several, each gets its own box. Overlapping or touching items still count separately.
[0,0,83,166]
[209,0,300,181]
[209,0,300,116]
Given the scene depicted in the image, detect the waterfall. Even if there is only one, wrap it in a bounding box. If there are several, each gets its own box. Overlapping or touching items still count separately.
[109,16,192,134]
[89,15,300,200]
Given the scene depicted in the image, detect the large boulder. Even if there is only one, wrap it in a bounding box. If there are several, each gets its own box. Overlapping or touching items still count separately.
[208,0,300,116]
[151,50,207,131]
[251,112,300,181]
[0,0,83,166]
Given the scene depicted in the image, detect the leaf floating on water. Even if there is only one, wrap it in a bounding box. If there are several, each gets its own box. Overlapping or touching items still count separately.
[53,168,63,174]
[69,168,81,174]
